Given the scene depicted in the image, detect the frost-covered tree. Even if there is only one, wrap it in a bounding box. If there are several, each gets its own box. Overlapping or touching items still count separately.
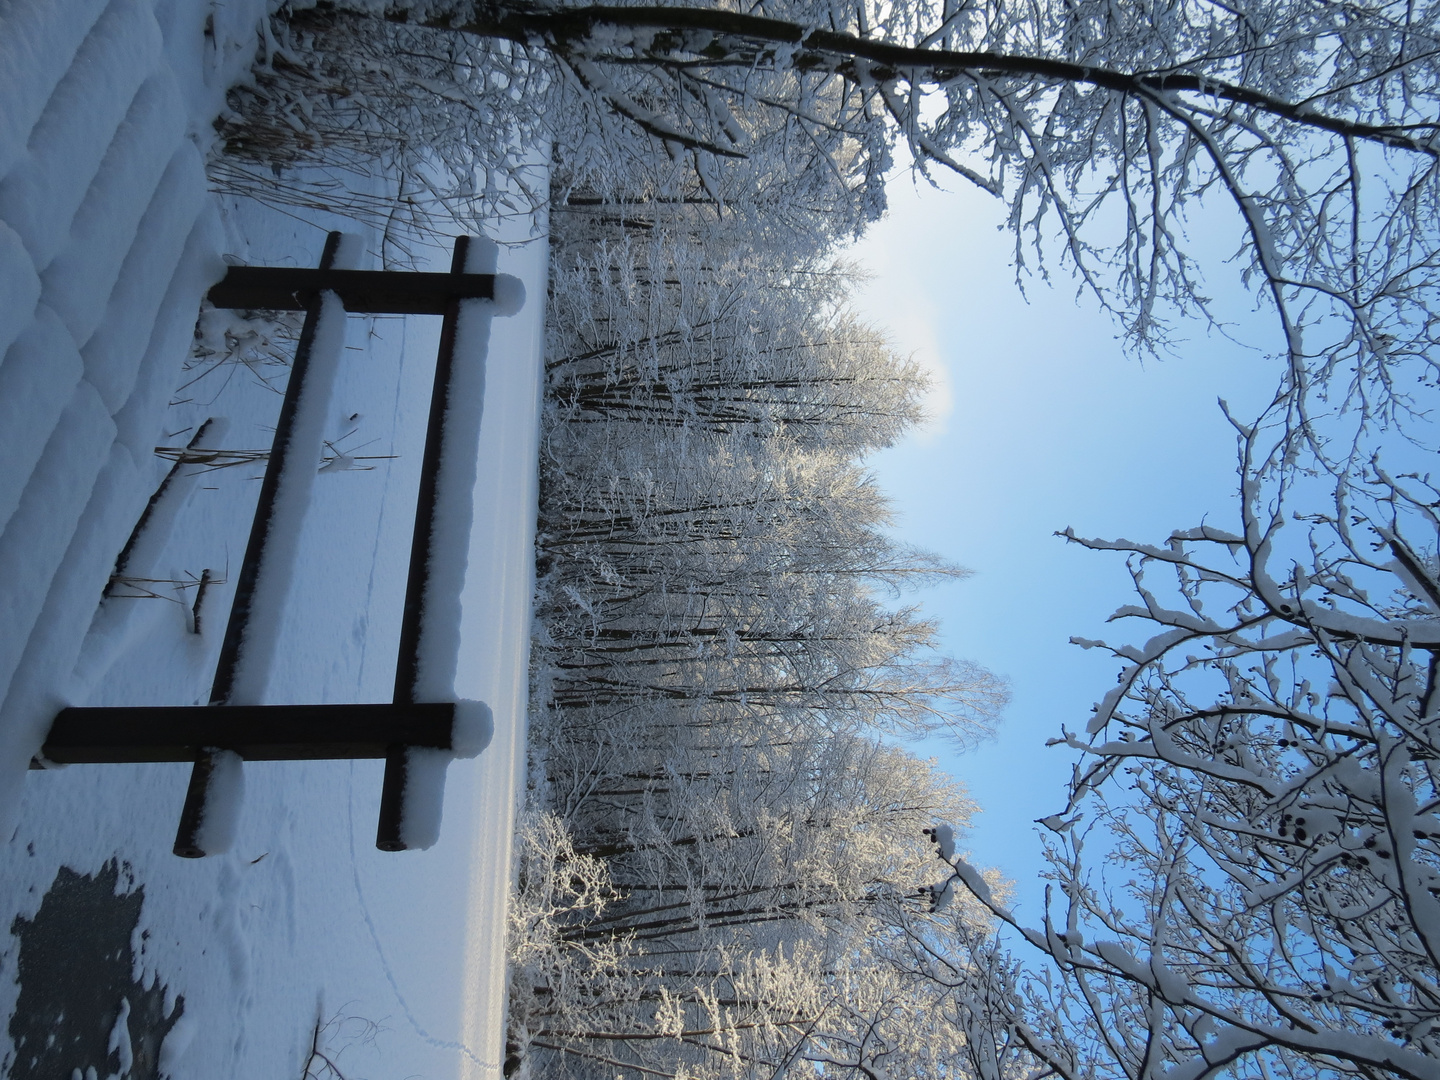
[511,197,1006,1078]
[212,14,552,258]
[508,737,986,1078]
[914,410,1440,1080]
[535,229,1005,753]
[304,0,1440,447]
[545,239,927,454]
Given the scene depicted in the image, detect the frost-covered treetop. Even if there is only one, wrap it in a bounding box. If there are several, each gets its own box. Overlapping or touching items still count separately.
[315,0,1440,464]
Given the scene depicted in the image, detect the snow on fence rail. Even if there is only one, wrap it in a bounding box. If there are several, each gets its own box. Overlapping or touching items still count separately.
[38,233,525,858]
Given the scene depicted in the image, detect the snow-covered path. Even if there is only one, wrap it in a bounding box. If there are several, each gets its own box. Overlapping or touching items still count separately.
[0,3,545,1077]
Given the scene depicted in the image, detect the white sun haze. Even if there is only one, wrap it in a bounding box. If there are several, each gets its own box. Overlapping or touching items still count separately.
[846,233,955,441]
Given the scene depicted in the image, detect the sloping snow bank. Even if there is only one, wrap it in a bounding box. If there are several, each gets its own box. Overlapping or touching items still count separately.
[0,3,548,1078]
[0,0,267,821]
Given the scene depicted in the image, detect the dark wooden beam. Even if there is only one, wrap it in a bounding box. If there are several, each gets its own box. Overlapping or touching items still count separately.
[207,266,496,314]
[37,702,457,765]
[208,232,344,709]
[380,235,475,852]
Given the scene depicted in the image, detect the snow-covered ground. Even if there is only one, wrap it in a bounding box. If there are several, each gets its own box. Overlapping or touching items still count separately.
[0,2,546,1077]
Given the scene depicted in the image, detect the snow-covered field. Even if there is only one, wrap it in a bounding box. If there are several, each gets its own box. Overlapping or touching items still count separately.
[0,2,546,1077]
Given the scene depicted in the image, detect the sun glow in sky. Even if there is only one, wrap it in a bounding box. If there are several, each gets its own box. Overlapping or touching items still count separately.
[844,168,1278,913]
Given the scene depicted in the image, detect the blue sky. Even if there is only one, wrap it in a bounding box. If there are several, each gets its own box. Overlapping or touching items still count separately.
[843,169,1279,916]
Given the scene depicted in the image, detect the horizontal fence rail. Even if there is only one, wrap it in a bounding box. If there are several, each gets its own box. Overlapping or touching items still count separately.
[207,266,497,314]
[39,703,458,763]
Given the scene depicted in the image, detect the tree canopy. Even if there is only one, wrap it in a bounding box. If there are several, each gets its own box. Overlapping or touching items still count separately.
[335,0,1440,462]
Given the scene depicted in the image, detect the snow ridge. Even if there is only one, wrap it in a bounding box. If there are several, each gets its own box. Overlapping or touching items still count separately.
[0,0,258,809]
